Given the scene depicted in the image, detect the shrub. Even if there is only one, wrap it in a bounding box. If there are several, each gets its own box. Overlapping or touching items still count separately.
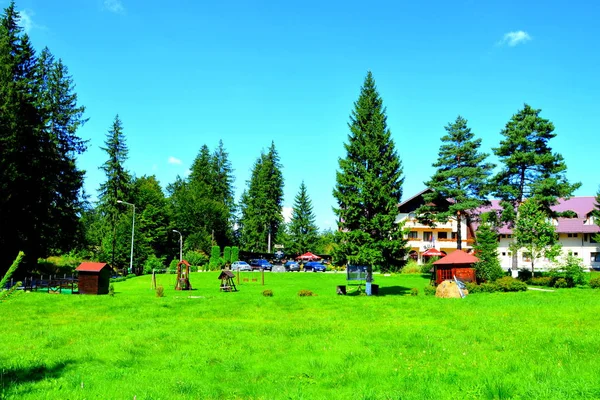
[549,253,586,288]
[518,269,532,281]
[231,246,239,262]
[410,288,419,296]
[108,284,115,297]
[554,278,568,288]
[401,259,421,274]
[184,251,209,267]
[143,255,165,275]
[110,277,126,283]
[156,285,165,297]
[262,289,273,297]
[589,276,600,289]
[126,273,136,279]
[421,262,435,275]
[480,282,500,293]
[527,277,552,286]
[465,282,482,294]
[298,289,315,297]
[423,285,436,296]
[223,246,232,263]
[495,276,527,292]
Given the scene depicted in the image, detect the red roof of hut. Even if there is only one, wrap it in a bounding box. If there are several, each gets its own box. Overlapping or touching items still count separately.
[76,262,110,272]
[433,250,479,265]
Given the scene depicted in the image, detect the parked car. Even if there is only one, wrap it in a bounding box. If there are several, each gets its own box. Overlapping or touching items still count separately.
[304,261,326,272]
[250,259,272,271]
[231,261,251,271]
[284,261,300,272]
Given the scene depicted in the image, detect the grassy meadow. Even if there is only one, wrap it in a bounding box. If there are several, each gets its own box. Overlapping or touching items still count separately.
[1,271,600,399]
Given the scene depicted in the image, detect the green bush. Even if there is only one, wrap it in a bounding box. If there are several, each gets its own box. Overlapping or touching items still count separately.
[589,276,600,289]
[421,262,435,275]
[495,276,527,292]
[298,289,315,297]
[184,251,208,267]
[465,282,482,294]
[143,255,165,274]
[423,285,436,296]
[410,288,419,296]
[481,282,500,293]
[156,285,165,297]
[554,278,568,288]
[223,246,232,263]
[550,253,586,288]
[126,273,136,279]
[231,246,239,262]
[401,259,421,274]
[110,277,126,283]
[527,277,552,286]
[262,289,273,297]
[518,269,533,281]
[108,284,115,297]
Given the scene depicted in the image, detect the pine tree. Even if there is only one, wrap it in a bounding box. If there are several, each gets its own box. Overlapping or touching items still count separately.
[332,71,407,271]
[492,104,580,269]
[416,116,494,250]
[288,181,319,254]
[239,142,284,252]
[492,104,580,220]
[593,187,600,243]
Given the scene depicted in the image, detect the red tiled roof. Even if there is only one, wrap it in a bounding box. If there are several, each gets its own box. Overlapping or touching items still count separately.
[434,250,479,265]
[76,262,109,272]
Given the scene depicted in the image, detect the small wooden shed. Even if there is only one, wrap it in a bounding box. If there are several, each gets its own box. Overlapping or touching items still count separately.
[76,262,112,295]
[218,270,237,292]
[432,250,478,285]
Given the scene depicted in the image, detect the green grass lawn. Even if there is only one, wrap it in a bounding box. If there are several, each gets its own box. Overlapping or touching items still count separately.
[2,271,600,399]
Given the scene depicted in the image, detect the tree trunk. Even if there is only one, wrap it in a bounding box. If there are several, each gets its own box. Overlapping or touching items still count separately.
[511,243,518,271]
[456,212,462,251]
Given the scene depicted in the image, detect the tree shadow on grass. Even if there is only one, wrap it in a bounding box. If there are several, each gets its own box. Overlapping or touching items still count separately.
[1,360,73,390]
[377,286,412,296]
[343,285,412,296]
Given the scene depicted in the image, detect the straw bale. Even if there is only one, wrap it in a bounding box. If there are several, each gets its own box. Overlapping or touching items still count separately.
[435,280,468,298]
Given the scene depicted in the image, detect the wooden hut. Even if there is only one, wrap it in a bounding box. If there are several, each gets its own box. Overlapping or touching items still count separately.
[76,262,112,295]
[432,250,478,285]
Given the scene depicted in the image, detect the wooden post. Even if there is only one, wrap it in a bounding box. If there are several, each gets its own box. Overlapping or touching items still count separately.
[237,270,240,285]
[151,270,157,290]
[261,269,264,286]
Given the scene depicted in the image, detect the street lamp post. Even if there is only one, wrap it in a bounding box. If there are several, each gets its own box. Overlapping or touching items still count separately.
[173,230,182,262]
[117,200,135,274]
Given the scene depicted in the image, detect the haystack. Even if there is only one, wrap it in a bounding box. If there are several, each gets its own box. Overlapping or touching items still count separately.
[435,280,468,298]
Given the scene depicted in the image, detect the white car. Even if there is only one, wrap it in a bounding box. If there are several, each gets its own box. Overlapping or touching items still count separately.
[231,261,251,271]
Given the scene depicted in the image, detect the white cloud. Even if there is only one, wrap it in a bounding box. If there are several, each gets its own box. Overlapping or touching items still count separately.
[282,207,293,223]
[19,10,43,34]
[151,164,158,171]
[104,0,125,14]
[499,30,532,47]
[168,156,182,165]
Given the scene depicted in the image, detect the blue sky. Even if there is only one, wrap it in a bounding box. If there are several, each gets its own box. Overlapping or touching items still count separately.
[11,0,600,230]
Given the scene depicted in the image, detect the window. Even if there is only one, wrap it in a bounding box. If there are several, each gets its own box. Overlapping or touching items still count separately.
[451,232,458,240]
[592,235,599,244]
[502,252,506,256]
[501,234,513,239]
[568,233,578,238]
[437,232,448,240]
[592,253,600,262]
[574,252,579,256]
[423,231,433,242]
[408,231,418,239]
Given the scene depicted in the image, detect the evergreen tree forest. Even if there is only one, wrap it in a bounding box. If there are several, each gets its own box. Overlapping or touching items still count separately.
[0,2,591,276]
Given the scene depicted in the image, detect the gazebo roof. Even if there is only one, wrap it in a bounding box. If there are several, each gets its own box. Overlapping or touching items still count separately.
[76,262,110,272]
[296,252,321,261]
[433,250,479,265]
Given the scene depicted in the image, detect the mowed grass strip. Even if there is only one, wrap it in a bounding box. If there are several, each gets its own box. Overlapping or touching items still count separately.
[1,272,600,399]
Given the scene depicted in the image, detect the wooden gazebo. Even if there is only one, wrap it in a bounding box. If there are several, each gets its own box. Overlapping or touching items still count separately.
[218,270,237,292]
[76,262,112,295]
[432,250,478,285]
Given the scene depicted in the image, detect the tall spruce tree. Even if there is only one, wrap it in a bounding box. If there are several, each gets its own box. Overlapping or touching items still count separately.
[472,217,504,282]
[332,71,407,271]
[0,3,87,272]
[492,104,580,269]
[416,116,494,250]
[96,115,133,268]
[288,181,319,254]
[239,142,284,252]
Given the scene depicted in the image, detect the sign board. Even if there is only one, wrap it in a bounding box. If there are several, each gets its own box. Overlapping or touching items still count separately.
[274,250,284,259]
[347,265,372,281]
[274,244,284,249]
